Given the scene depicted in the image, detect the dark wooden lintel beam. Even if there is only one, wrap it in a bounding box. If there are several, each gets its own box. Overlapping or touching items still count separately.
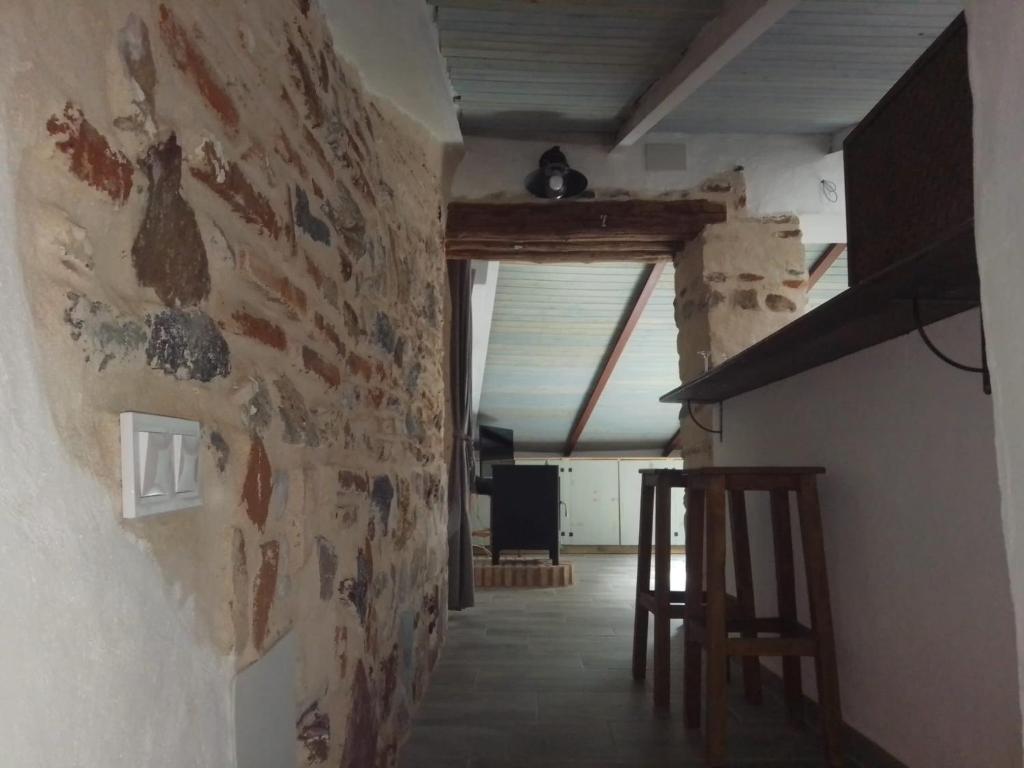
[447,239,686,252]
[564,262,667,457]
[447,250,673,264]
[807,243,847,289]
[445,200,727,263]
[448,198,729,243]
[447,237,682,263]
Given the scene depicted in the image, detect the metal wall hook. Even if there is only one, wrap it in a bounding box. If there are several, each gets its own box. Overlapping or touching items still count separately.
[912,297,990,394]
[686,400,723,440]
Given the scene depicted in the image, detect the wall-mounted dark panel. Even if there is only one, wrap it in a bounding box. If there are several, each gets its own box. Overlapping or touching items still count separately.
[844,14,972,286]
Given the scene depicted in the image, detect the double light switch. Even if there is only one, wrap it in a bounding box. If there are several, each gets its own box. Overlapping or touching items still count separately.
[121,412,203,518]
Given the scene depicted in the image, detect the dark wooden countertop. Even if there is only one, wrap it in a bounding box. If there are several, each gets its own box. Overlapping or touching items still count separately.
[660,224,979,405]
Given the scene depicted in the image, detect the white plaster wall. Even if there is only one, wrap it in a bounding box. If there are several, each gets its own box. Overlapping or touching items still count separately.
[965,3,1024,751]
[713,310,1020,767]
[451,134,846,242]
[0,88,235,767]
[235,632,297,768]
[322,0,461,146]
[470,260,499,419]
[470,494,490,544]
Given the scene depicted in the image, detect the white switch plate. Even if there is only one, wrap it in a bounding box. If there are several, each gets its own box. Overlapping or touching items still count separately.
[120,412,202,519]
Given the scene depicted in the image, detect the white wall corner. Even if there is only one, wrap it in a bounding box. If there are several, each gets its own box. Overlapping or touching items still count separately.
[829,125,856,153]
[322,0,463,147]
[470,260,499,420]
[965,0,1024,746]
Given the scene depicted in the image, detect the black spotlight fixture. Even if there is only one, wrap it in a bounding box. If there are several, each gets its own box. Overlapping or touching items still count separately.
[525,146,588,200]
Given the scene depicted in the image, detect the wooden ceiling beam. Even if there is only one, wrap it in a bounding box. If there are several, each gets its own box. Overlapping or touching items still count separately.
[448,230,707,245]
[447,199,726,240]
[807,243,847,289]
[431,0,721,15]
[446,199,726,263]
[447,241,678,263]
[448,235,699,248]
[615,0,799,148]
[564,262,667,456]
[448,252,672,264]
[447,243,678,255]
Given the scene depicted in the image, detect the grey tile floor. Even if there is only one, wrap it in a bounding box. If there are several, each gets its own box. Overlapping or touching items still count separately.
[399,555,873,768]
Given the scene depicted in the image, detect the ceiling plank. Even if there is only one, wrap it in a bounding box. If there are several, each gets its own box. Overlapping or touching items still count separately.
[564,262,667,456]
[615,0,800,148]
[808,243,847,289]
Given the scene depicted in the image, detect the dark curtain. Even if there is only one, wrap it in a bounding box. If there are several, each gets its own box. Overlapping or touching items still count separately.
[447,261,475,610]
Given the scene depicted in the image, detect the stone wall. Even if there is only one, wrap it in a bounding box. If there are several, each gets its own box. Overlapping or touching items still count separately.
[3,1,447,765]
[673,173,807,464]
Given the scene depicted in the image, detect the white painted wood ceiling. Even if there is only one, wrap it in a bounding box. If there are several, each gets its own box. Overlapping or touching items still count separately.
[430,0,963,138]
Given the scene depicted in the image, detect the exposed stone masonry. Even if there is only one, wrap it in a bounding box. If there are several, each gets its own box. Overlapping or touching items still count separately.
[11,0,448,764]
[673,172,808,464]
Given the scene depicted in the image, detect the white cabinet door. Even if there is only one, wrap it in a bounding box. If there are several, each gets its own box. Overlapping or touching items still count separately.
[555,463,570,544]
[618,460,649,546]
[649,459,686,545]
[618,459,685,545]
[563,460,620,545]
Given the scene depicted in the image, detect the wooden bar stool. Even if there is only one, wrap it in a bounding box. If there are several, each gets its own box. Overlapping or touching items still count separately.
[682,467,843,768]
[631,469,761,710]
